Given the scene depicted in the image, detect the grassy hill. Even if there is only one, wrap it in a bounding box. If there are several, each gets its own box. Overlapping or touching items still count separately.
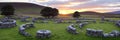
[0,2,45,16]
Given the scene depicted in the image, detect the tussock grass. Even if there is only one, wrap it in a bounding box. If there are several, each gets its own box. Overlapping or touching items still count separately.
[0,18,120,40]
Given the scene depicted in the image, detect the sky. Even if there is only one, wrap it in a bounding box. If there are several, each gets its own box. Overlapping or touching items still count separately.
[0,0,120,14]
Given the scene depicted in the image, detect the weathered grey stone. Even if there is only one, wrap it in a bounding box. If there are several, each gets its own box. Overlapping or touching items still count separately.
[97,30,103,36]
[67,24,78,34]
[116,20,120,27]
[110,30,120,37]
[0,19,16,28]
[26,23,34,28]
[18,23,34,37]
[86,28,92,36]
[86,28,120,37]
[103,33,109,37]
[101,16,105,21]
[70,24,74,27]
[109,34,115,37]
[102,30,120,38]
[19,26,25,31]
[36,30,51,38]
[76,20,81,23]
[86,28,103,37]
[32,18,37,22]
[19,31,31,37]
[79,22,88,28]
[79,23,84,28]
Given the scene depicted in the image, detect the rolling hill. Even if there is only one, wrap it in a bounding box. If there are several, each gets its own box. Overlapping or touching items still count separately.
[0,2,45,16]
[107,11,120,14]
[66,11,120,18]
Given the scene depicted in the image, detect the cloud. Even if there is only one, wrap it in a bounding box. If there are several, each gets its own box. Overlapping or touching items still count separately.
[35,0,120,13]
[103,2,120,7]
[34,0,50,2]
[69,0,120,8]
[0,0,120,13]
[36,0,92,6]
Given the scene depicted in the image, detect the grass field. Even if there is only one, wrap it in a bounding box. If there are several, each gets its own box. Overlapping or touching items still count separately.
[0,18,120,40]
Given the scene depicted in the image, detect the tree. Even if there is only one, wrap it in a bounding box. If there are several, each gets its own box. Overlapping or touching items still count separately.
[40,7,52,18]
[1,4,15,16]
[51,8,59,18]
[73,11,80,18]
[40,7,59,18]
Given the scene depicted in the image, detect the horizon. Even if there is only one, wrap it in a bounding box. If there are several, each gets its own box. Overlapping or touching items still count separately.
[0,0,120,14]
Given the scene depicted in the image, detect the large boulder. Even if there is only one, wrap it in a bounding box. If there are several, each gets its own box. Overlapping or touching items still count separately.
[0,19,16,28]
[67,24,78,34]
[36,30,51,38]
[86,28,103,37]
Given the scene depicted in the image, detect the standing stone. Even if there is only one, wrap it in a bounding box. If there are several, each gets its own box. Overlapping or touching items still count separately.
[79,23,84,28]
[86,28,103,37]
[67,24,78,34]
[32,18,37,22]
[103,33,109,37]
[0,19,16,28]
[110,30,120,37]
[116,20,120,27]
[97,30,103,36]
[101,16,105,21]
[36,30,51,38]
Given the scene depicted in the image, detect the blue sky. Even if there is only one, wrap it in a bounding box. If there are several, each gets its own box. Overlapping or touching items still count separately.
[0,0,120,14]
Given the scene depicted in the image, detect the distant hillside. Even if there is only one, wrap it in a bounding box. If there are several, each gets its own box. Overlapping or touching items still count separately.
[0,2,45,16]
[78,11,101,15]
[66,11,120,18]
[107,11,120,14]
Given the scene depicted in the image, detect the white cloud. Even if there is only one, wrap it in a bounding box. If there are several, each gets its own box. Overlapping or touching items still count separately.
[0,0,120,13]
[34,0,49,2]
[102,2,120,7]
[91,7,120,10]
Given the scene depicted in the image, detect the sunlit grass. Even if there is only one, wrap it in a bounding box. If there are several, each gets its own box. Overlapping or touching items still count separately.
[0,18,120,40]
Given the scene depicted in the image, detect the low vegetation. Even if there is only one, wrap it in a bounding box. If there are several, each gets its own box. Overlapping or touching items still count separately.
[0,18,120,40]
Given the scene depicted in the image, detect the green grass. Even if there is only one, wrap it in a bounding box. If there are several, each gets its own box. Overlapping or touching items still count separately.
[0,18,120,40]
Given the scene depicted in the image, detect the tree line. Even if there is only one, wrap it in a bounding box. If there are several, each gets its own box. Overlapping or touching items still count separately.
[0,5,80,18]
